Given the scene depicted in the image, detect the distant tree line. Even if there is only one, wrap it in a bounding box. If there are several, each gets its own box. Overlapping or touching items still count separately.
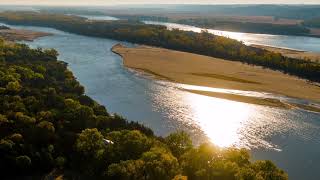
[303,17,320,28]
[175,18,310,35]
[109,15,311,36]
[0,11,319,83]
[0,38,288,179]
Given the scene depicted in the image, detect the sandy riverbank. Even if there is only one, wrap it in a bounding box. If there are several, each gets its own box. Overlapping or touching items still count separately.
[112,44,320,111]
[0,28,52,41]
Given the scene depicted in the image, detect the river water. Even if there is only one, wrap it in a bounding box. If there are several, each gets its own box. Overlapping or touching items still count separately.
[1,20,320,179]
[144,21,320,53]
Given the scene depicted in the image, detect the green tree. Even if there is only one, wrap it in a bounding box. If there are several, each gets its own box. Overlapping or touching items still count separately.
[107,160,145,180]
[6,81,21,92]
[251,160,288,180]
[141,147,180,180]
[75,128,105,159]
[165,131,193,158]
[106,130,153,161]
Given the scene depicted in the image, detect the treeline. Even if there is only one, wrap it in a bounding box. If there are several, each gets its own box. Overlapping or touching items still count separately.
[0,12,319,83]
[0,39,288,179]
[110,15,311,36]
[0,25,10,30]
[303,17,320,28]
[176,18,310,36]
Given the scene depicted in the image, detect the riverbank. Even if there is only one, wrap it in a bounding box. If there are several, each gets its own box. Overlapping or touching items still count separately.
[112,44,320,112]
[0,28,52,41]
[251,44,320,63]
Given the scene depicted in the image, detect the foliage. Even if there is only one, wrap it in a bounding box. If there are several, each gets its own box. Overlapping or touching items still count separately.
[0,39,287,179]
[165,131,193,158]
[176,18,310,35]
[303,17,320,28]
[0,11,318,82]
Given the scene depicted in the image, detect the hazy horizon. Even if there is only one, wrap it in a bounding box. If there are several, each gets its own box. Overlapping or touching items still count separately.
[1,0,320,6]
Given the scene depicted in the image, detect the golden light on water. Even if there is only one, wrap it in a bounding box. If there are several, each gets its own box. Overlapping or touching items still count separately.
[151,81,264,148]
[185,92,252,147]
[151,81,286,150]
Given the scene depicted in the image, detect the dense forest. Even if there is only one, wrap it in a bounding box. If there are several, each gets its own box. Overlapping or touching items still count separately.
[110,15,311,36]
[0,38,289,179]
[0,12,319,83]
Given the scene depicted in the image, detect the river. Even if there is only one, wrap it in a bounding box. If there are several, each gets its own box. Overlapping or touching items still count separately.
[143,21,320,53]
[1,20,320,179]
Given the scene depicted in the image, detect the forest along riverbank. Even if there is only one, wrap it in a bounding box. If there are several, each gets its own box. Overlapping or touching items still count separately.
[112,44,320,112]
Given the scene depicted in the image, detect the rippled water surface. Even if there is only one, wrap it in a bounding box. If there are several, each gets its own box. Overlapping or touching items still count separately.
[144,21,320,53]
[2,22,320,180]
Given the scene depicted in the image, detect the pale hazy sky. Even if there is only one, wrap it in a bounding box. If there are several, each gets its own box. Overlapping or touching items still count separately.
[0,0,319,6]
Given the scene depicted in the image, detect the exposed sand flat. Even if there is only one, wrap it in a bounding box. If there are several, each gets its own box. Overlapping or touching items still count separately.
[252,44,320,63]
[112,44,320,108]
[0,29,52,41]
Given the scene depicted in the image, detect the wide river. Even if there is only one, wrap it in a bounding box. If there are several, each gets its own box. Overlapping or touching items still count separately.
[2,20,320,179]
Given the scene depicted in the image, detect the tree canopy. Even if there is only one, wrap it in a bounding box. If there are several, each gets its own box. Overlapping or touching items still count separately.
[0,11,319,83]
[0,35,288,179]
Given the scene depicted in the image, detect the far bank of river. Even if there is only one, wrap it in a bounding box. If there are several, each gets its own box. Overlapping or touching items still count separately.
[143,20,320,53]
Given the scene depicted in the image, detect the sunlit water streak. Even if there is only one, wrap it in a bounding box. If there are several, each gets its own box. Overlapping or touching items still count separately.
[76,15,120,21]
[144,77,320,150]
[143,21,320,53]
[1,21,320,179]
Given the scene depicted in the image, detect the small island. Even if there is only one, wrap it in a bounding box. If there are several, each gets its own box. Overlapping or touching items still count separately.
[112,44,320,112]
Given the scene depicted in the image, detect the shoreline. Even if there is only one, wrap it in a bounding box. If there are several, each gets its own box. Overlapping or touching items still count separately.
[251,44,320,63]
[0,28,52,41]
[112,44,320,112]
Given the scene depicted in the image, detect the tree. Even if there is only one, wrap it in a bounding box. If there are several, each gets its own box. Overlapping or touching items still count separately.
[107,160,145,180]
[75,128,105,159]
[6,81,21,92]
[141,147,180,180]
[164,131,193,158]
[251,160,288,180]
[15,155,32,169]
[106,130,153,161]
[0,114,8,125]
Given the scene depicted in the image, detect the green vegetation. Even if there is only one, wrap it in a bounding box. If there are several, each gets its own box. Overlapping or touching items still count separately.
[116,15,311,36]
[0,12,319,83]
[176,18,310,35]
[1,11,319,83]
[0,38,288,179]
[303,17,320,28]
[0,25,10,30]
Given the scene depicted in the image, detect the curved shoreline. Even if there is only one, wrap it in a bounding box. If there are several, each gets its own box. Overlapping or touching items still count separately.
[0,28,52,41]
[112,44,320,112]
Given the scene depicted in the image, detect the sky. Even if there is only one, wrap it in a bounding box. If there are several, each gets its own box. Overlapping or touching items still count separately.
[0,0,319,6]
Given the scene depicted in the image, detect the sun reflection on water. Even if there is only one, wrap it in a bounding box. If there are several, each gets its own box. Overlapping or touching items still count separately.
[149,80,303,151]
[184,92,252,147]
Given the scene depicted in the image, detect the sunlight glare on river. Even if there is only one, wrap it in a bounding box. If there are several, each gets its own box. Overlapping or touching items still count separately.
[150,80,284,150]
[184,92,252,147]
